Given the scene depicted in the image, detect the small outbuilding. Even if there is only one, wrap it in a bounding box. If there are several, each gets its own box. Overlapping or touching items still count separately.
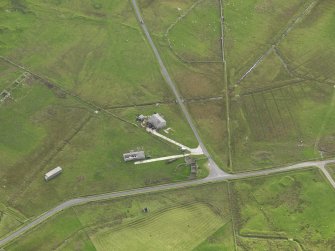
[123,151,146,162]
[148,113,166,129]
[45,166,62,181]
[136,114,146,122]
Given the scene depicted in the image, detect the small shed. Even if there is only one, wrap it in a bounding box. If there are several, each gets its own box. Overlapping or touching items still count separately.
[148,113,166,129]
[45,166,62,181]
[136,114,146,122]
[123,151,146,162]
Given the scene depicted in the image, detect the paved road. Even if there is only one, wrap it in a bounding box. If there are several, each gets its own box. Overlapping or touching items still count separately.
[1,159,335,247]
[131,0,227,179]
[319,165,335,189]
[1,1,335,247]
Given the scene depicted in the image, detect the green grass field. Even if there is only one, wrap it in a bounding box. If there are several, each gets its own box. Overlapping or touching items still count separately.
[0,203,26,238]
[5,168,335,250]
[91,203,225,250]
[231,168,335,250]
[2,0,335,249]
[5,105,207,217]
[0,0,208,226]
[326,163,335,180]
[5,183,232,251]
[138,0,335,172]
[167,0,222,62]
[138,0,198,36]
[188,100,229,170]
[113,103,199,148]
[224,0,307,83]
[0,0,173,106]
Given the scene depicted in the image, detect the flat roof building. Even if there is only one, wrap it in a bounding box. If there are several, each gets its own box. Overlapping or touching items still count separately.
[148,113,166,129]
[123,151,146,162]
[45,166,62,181]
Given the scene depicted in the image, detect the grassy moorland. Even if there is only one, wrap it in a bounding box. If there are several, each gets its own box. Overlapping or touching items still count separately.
[0,75,207,234]
[231,169,335,250]
[113,103,199,148]
[138,0,229,172]
[231,80,335,171]
[227,0,335,171]
[0,0,173,106]
[278,0,335,82]
[188,100,229,170]
[138,0,335,173]
[326,163,335,180]
[167,0,221,62]
[139,0,225,99]
[138,0,198,36]
[5,168,335,250]
[224,0,308,83]
[0,0,206,233]
[5,183,232,251]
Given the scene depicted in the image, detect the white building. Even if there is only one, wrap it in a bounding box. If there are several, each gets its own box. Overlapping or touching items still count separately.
[45,166,62,181]
[148,113,166,129]
[123,151,146,162]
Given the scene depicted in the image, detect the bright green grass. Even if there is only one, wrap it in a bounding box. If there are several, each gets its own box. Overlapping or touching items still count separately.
[139,0,225,98]
[188,101,229,171]
[0,214,22,239]
[10,112,208,217]
[0,0,208,223]
[5,182,230,251]
[279,0,335,81]
[168,0,221,62]
[0,83,51,166]
[0,0,172,106]
[138,0,197,36]
[237,50,292,92]
[55,231,97,251]
[232,169,335,250]
[113,103,199,148]
[0,203,26,238]
[91,203,225,251]
[230,77,335,172]
[7,209,86,251]
[236,237,300,251]
[0,80,91,216]
[0,74,203,221]
[154,36,225,98]
[194,222,235,251]
[224,0,306,83]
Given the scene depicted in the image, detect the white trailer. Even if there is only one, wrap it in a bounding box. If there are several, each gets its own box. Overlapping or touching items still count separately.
[45,166,62,181]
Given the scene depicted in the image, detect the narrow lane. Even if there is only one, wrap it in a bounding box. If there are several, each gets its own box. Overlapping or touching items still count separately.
[1,0,334,247]
[1,159,335,247]
[131,0,228,178]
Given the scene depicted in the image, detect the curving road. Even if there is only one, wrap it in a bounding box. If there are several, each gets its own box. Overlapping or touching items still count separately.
[1,159,335,247]
[1,1,335,247]
[131,0,227,178]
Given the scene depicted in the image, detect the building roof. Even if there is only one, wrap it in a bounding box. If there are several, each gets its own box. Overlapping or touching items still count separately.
[45,166,62,179]
[123,151,145,161]
[148,113,166,128]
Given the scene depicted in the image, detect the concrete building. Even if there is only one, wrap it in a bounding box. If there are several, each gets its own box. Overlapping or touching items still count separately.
[45,166,62,181]
[123,151,146,162]
[148,113,166,129]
